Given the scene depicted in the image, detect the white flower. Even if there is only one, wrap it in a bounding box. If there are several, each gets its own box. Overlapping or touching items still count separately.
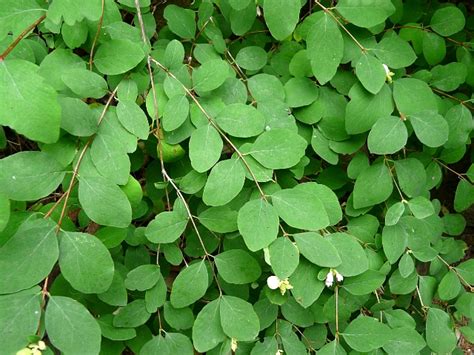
[276,350,284,355]
[325,270,334,287]
[267,275,281,290]
[325,269,344,287]
[231,338,238,352]
[382,64,395,83]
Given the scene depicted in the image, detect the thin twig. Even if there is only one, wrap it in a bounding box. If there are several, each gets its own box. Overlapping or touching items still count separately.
[0,14,46,61]
[89,0,106,70]
[134,0,221,295]
[55,88,118,232]
[437,255,474,292]
[314,1,366,53]
[433,158,468,181]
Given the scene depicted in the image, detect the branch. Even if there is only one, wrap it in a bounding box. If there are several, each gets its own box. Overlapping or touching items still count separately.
[0,14,46,61]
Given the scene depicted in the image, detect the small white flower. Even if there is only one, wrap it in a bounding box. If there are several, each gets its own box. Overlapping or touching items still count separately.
[267,275,281,290]
[325,270,334,287]
[276,350,284,355]
[335,271,344,282]
[382,64,395,83]
[231,338,238,352]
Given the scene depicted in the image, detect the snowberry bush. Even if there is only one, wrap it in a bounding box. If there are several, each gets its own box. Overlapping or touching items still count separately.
[0,0,473,354]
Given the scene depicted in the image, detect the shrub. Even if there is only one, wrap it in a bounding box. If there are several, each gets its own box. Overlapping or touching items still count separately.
[0,0,473,354]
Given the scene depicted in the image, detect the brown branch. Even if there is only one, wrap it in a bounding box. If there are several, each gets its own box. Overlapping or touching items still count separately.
[89,0,106,70]
[0,14,46,61]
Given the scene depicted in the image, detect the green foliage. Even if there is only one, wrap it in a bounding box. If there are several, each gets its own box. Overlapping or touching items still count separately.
[0,0,473,354]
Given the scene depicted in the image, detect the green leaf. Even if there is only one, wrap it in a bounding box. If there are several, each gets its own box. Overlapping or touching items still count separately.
[394,158,426,198]
[97,314,136,341]
[393,78,437,116]
[438,270,461,301]
[164,40,185,70]
[430,6,465,36]
[318,340,346,355]
[58,97,97,137]
[163,95,190,132]
[250,129,307,169]
[284,77,319,107]
[248,73,285,102]
[47,0,101,25]
[198,206,238,233]
[408,110,448,147]
[45,296,101,355]
[336,0,395,28]
[116,100,149,140]
[355,53,386,94]
[263,0,301,40]
[59,231,114,294]
[78,175,132,228]
[0,151,65,201]
[61,68,108,99]
[0,287,41,354]
[445,104,473,149]
[235,46,267,71]
[192,59,228,93]
[268,237,299,279]
[342,316,392,352]
[192,299,226,352]
[431,62,467,92]
[289,259,325,308]
[0,218,58,294]
[426,308,457,353]
[294,232,341,268]
[0,60,61,144]
[0,1,45,39]
[272,187,330,230]
[422,32,446,66]
[189,124,223,173]
[307,12,344,84]
[94,39,145,75]
[125,265,161,292]
[454,179,474,212]
[163,302,194,330]
[140,333,193,355]
[296,182,342,226]
[229,0,251,11]
[343,270,386,295]
[215,249,261,284]
[382,327,426,354]
[216,103,265,138]
[345,83,393,134]
[164,5,196,39]
[170,261,208,308]
[219,295,260,341]
[0,194,9,233]
[455,259,474,285]
[398,253,415,278]
[311,129,339,165]
[407,196,435,219]
[389,269,418,295]
[113,299,151,328]
[98,271,128,307]
[383,224,408,262]
[237,199,279,251]
[353,162,393,209]
[368,116,408,154]
[146,211,188,244]
[373,34,417,69]
[326,232,368,277]
[202,159,246,206]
